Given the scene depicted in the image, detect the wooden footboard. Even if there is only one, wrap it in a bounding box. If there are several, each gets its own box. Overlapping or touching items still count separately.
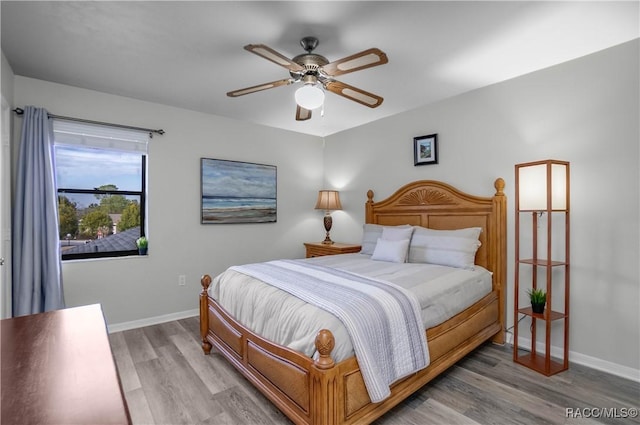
[201,276,500,425]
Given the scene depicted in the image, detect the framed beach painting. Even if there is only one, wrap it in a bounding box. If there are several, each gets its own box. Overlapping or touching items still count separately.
[201,158,277,224]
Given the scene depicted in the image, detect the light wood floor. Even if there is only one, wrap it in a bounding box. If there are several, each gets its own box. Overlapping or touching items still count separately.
[110,317,639,425]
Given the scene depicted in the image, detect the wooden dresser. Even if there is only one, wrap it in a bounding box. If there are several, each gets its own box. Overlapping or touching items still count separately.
[304,241,362,258]
[1,304,131,424]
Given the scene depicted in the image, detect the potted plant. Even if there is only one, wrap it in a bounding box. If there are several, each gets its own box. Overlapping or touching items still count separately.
[136,236,148,255]
[527,288,546,314]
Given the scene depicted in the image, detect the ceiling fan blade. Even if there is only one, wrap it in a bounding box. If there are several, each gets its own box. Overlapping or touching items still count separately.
[245,44,304,73]
[227,79,293,97]
[296,105,312,121]
[325,81,384,108]
[321,48,388,76]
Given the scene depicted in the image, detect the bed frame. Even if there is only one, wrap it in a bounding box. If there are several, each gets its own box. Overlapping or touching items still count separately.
[200,178,506,425]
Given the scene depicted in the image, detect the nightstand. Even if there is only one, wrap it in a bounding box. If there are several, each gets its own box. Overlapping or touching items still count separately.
[304,242,362,258]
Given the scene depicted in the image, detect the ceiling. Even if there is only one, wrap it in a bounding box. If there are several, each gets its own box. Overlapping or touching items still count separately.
[2,1,638,137]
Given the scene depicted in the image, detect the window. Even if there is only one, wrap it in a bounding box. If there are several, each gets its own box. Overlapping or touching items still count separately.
[53,120,149,260]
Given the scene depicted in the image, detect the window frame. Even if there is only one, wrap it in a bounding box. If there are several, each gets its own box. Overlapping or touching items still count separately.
[56,149,147,261]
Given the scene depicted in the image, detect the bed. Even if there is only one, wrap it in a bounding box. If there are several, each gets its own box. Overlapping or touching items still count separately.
[200,178,506,425]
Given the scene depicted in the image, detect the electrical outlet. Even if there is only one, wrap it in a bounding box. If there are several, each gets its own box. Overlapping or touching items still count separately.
[178,275,186,286]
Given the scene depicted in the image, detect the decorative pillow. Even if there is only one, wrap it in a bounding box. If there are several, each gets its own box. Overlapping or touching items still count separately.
[371,238,411,263]
[360,224,412,255]
[408,226,482,270]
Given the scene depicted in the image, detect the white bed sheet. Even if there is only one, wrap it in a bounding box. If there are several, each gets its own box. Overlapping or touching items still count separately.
[208,253,492,362]
[308,253,493,329]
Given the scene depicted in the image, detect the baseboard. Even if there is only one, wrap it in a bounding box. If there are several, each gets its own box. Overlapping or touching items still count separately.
[514,336,640,383]
[107,308,199,334]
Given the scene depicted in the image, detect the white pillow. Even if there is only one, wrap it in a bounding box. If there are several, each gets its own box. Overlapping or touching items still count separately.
[381,225,414,241]
[371,238,411,263]
[360,224,383,255]
[408,227,482,270]
[360,224,412,255]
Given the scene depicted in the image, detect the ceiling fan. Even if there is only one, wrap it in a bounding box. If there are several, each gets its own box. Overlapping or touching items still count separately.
[227,36,388,121]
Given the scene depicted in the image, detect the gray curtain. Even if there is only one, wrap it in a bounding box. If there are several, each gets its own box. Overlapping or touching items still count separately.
[12,106,65,316]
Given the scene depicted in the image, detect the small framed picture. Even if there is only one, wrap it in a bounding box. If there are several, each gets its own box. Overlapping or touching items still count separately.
[414,134,438,166]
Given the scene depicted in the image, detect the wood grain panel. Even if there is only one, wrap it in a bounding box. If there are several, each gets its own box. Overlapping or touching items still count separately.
[375,214,422,226]
[343,369,369,417]
[248,341,311,412]
[208,305,243,357]
[1,304,131,425]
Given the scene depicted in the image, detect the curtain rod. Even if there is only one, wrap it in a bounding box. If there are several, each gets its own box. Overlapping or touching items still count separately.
[12,107,165,137]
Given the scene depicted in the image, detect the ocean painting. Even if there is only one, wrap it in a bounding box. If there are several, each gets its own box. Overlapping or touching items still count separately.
[201,158,277,224]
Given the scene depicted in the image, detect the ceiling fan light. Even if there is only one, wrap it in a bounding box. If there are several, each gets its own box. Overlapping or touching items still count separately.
[295,85,325,110]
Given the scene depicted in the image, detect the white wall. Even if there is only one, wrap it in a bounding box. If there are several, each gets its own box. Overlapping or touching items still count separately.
[13,76,324,326]
[1,52,14,104]
[1,51,15,319]
[324,40,639,375]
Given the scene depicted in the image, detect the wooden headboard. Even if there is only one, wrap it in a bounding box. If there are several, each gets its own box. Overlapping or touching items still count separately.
[365,179,507,338]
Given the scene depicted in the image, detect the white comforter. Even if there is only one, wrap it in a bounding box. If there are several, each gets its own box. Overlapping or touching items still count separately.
[208,253,492,363]
[228,259,429,402]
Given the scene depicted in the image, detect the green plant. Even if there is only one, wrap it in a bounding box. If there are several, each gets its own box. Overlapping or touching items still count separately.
[527,288,546,305]
[136,236,148,249]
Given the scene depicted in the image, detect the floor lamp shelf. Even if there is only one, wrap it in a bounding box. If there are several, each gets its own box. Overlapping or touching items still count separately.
[513,160,570,376]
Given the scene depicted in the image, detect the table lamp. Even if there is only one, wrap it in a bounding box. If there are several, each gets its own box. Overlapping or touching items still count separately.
[314,190,342,244]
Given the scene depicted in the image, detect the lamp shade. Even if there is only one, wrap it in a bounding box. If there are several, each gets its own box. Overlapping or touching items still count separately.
[314,190,342,211]
[516,160,569,211]
[295,85,325,110]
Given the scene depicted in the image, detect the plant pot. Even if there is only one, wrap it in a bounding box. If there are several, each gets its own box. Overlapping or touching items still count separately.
[138,247,148,255]
[531,302,545,314]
